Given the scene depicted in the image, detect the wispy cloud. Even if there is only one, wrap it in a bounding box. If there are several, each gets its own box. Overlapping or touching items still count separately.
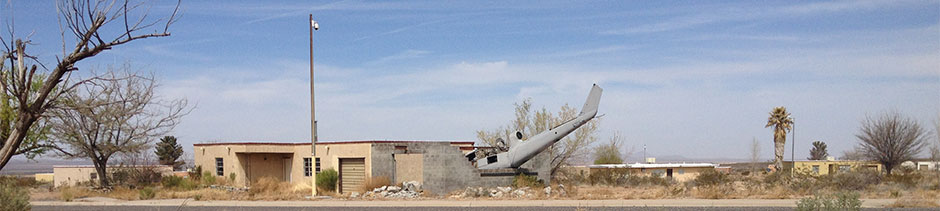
[354,19,448,41]
[367,49,430,65]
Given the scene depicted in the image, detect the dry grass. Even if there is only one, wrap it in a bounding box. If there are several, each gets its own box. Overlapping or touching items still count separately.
[359,176,391,193]
[889,194,940,208]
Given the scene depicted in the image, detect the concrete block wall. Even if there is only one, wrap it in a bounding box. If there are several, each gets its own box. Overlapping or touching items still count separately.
[370,142,552,196]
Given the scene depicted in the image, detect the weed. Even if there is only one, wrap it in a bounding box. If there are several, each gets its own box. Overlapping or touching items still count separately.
[512,173,544,189]
[0,180,30,211]
[139,187,156,200]
[796,191,862,211]
[360,176,390,193]
[316,169,338,192]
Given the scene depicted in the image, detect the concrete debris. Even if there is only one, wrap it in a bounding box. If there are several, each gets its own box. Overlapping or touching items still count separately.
[349,192,360,198]
[353,182,423,199]
[451,186,554,199]
[543,186,552,196]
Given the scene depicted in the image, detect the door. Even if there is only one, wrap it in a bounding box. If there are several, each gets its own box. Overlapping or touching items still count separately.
[339,158,366,193]
[666,169,673,177]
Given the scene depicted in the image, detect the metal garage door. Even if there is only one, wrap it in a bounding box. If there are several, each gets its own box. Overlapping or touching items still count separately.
[340,158,366,193]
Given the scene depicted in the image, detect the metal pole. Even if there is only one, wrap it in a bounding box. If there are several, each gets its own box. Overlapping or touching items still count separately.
[309,14,317,197]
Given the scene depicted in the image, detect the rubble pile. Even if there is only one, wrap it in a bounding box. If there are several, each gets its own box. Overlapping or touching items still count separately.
[353,181,423,199]
[450,184,567,199]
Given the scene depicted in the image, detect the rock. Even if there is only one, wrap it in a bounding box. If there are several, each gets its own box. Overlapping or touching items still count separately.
[402,181,421,192]
[363,191,373,197]
[492,191,504,198]
[386,186,402,193]
[374,186,387,193]
[512,189,526,198]
[350,192,360,198]
[497,186,512,193]
[543,186,552,196]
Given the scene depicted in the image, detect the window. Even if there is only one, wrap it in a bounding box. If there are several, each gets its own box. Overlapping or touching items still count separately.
[215,157,224,176]
[304,158,313,177]
[838,165,850,173]
[812,165,819,174]
[315,158,321,173]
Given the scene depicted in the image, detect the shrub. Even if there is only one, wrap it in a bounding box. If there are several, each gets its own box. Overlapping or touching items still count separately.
[250,177,287,195]
[0,181,30,211]
[692,169,729,187]
[512,173,544,189]
[316,169,338,192]
[796,191,862,211]
[830,169,881,190]
[202,171,216,185]
[229,172,237,183]
[190,166,203,180]
[360,176,391,192]
[161,175,197,190]
[139,187,156,200]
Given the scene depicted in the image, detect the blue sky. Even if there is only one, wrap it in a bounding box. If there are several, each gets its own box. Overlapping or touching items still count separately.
[3,0,939,162]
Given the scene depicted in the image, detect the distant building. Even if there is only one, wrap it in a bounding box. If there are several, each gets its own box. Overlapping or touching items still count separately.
[53,165,173,187]
[901,160,940,171]
[34,173,53,183]
[587,162,721,182]
[783,160,881,175]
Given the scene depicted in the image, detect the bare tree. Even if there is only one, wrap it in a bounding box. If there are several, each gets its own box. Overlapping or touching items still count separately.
[750,137,761,172]
[0,0,181,170]
[476,101,600,178]
[49,68,189,187]
[839,147,866,160]
[593,132,624,164]
[855,112,928,175]
[808,141,828,160]
[548,104,599,177]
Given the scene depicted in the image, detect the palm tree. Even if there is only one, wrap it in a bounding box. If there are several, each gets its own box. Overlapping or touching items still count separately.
[765,106,793,172]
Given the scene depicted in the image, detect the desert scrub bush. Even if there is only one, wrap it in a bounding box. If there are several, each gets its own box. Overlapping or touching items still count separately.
[0,180,30,211]
[587,169,628,186]
[139,187,156,200]
[691,169,729,187]
[796,191,862,211]
[250,177,288,195]
[316,169,338,192]
[829,169,881,190]
[512,173,544,189]
[621,174,672,187]
[229,172,237,182]
[161,175,197,190]
[360,176,391,192]
[202,171,217,185]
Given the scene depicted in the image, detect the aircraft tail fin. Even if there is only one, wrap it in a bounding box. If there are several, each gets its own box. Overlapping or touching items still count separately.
[579,84,603,117]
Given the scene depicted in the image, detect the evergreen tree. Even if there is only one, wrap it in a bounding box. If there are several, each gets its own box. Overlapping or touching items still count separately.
[808,141,828,160]
[156,136,184,170]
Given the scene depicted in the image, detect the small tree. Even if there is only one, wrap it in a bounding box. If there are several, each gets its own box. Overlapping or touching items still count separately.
[750,137,761,172]
[155,136,184,170]
[808,141,828,160]
[593,133,624,164]
[50,69,189,187]
[855,112,928,175]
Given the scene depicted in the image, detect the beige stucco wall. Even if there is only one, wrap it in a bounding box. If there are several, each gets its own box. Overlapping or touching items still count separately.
[194,142,373,187]
[395,154,424,184]
[785,160,882,175]
[588,166,715,182]
[53,165,172,187]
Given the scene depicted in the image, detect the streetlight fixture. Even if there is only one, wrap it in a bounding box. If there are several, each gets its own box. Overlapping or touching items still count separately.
[309,14,319,196]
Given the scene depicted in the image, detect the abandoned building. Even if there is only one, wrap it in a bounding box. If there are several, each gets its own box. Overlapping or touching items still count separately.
[193,140,550,195]
[583,162,722,182]
[783,160,882,175]
[52,165,173,187]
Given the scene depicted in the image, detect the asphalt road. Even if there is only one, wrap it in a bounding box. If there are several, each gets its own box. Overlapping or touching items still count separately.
[30,206,939,211]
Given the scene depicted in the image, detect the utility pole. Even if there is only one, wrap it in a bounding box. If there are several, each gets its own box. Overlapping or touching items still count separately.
[309,14,319,196]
